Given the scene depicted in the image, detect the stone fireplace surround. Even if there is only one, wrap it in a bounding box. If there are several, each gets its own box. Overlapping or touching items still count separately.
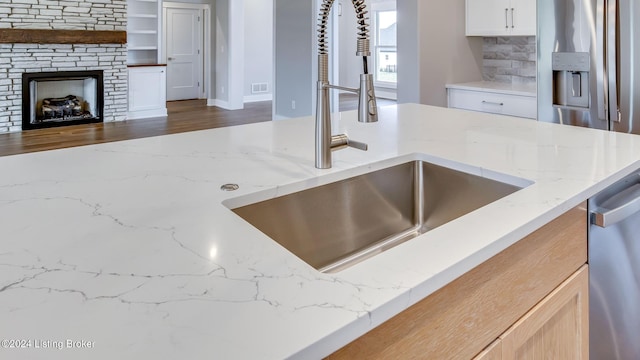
[0,0,128,133]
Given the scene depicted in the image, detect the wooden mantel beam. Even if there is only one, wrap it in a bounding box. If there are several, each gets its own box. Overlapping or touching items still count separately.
[0,29,127,45]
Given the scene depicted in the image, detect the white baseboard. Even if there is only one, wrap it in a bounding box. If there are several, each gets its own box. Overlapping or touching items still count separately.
[207,98,246,110]
[243,94,272,103]
[207,98,228,108]
[127,108,168,120]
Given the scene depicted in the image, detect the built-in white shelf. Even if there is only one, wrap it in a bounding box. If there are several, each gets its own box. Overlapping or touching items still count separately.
[128,46,158,50]
[128,14,158,18]
[129,30,157,35]
[127,0,161,65]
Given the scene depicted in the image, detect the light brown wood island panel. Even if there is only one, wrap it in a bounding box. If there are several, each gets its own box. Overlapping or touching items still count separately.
[473,340,502,360]
[501,265,588,359]
[472,265,588,360]
[327,203,587,359]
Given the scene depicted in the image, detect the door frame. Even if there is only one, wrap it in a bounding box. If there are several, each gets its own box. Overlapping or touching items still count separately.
[162,2,211,100]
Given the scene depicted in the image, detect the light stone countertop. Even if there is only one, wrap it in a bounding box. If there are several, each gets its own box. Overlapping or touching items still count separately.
[1,103,640,359]
[446,81,537,97]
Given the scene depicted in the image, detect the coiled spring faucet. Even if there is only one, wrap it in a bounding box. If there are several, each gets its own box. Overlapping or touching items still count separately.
[316,0,378,169]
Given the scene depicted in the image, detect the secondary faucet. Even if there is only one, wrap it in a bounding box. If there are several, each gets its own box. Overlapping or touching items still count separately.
[315,0,378,169]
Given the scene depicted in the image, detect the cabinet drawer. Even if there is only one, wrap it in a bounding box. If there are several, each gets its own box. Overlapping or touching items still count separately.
[448,88,537,119]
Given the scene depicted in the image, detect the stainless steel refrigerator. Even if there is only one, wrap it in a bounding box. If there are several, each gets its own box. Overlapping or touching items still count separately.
[538,1,640,358]
[538,0,640,133]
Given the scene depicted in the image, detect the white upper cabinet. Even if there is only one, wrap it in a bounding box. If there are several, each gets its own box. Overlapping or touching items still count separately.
[466,0,536,36]
[510,0,536,35]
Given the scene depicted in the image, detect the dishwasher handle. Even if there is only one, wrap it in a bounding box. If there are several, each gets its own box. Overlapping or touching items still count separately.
[591,183,640,228]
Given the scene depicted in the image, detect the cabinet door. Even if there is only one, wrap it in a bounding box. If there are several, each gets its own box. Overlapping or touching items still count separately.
[128,66,167,119]
[466,0,511,36]
[509,0,536,36]
[500,265,589,360]
[473,340,502,360]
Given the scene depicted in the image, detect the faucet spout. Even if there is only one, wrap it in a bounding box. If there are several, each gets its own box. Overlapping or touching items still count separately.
[315,0,378,169]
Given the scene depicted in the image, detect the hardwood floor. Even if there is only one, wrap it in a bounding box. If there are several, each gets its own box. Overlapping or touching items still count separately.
[0,94,396,157]
[0,100,272,157]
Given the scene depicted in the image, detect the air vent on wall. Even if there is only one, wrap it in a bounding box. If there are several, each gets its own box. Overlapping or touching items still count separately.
[251,83,268,94]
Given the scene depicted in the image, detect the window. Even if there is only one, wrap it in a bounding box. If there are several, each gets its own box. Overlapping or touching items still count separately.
[372,6,397,87]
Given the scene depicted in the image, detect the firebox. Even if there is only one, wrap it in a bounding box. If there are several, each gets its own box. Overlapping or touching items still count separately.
[22,70,104,130]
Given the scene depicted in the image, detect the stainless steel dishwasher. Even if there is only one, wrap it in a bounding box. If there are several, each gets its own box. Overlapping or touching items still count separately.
[589,170,640,359]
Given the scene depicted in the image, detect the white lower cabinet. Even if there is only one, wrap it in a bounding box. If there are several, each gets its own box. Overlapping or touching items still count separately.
[447,82,537,120]
[127,65,167,119]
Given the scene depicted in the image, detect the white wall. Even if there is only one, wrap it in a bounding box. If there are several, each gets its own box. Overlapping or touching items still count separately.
[398,0,483,106]
[243,0,273,102]
[215,0,229,103]
[338,1,361,89]
[183,0,481,112]
[339,0,397,99]
[397,0,419,104]
[211,0,244,109]
[273,0,315,119]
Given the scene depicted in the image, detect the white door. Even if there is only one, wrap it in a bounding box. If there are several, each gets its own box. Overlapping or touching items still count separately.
[165,7,202,101]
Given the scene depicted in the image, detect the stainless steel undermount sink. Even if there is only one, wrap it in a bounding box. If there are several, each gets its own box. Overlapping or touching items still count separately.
[226,158,529,273]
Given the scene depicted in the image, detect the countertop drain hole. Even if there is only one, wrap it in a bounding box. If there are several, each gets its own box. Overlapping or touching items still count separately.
[221,183,239,191]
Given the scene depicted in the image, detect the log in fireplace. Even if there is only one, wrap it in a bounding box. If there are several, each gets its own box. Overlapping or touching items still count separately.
[21,70,104,130]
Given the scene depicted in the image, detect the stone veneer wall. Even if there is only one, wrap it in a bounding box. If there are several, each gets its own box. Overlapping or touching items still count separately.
[0,0,126,30]
[482,36,536,84]
[0,0,128,133]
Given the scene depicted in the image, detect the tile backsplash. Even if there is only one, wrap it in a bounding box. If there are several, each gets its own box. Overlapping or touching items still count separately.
[482,36,536,84]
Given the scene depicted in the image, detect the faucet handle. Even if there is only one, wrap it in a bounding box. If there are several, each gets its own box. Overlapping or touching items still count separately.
[346,138,368,151]
[331,134,368,151]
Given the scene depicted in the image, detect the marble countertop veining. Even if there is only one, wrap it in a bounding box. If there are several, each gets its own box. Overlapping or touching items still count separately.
[2,104,640,359]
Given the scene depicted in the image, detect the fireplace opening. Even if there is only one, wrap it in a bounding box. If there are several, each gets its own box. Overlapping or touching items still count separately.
[22,71,104,130]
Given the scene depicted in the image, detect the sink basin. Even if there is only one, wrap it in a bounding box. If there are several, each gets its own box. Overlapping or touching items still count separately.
[227,159,527,273]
